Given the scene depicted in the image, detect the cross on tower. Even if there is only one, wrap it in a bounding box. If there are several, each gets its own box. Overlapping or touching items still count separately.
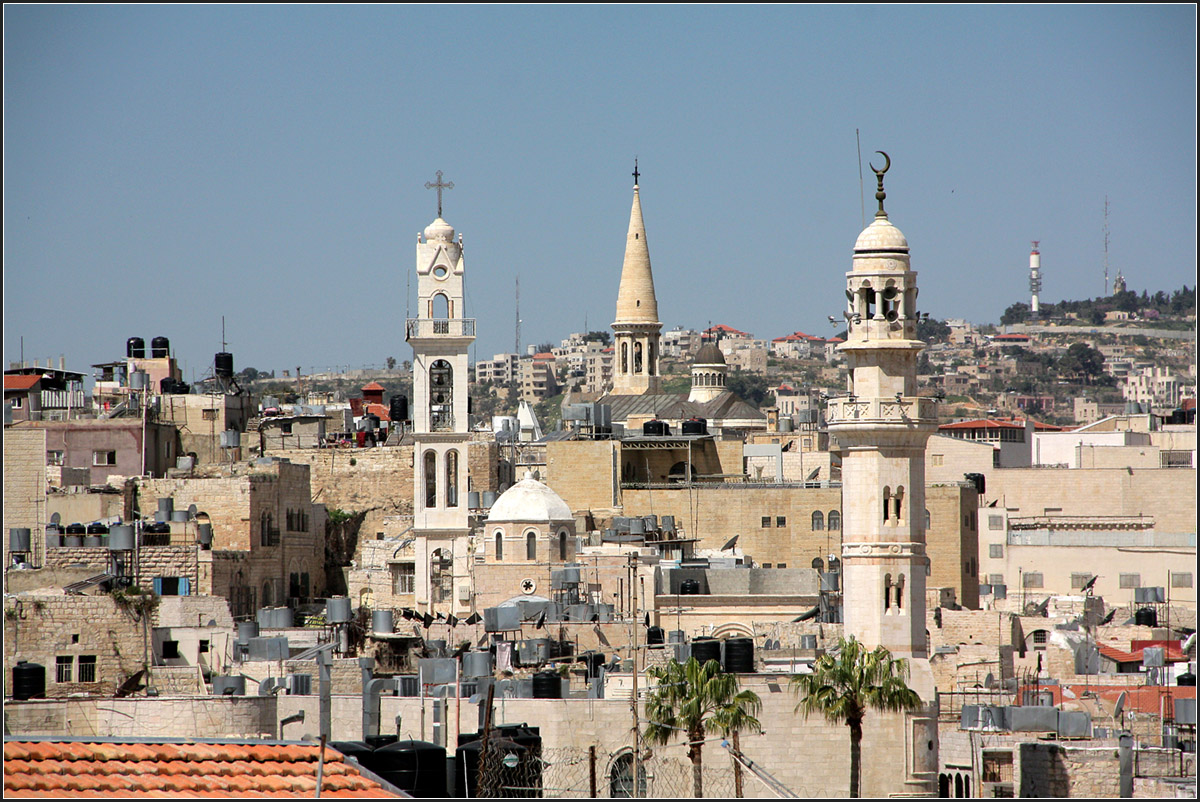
[424,170,454,218]
[632,158,640,186]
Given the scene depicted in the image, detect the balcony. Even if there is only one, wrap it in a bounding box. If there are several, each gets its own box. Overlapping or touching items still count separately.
[406,318,476,339]
[825,396,938,426]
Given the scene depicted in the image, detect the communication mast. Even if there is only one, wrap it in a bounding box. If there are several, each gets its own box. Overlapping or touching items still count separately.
[1103,197,1110,296]
[1029,241,1042,320]
[515,275,521,356]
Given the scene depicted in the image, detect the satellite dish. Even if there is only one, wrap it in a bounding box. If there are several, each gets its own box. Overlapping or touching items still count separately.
[188,504,198,519]
[1114,691,1127,720]
[50,512,61,525]
[984,672,995,689]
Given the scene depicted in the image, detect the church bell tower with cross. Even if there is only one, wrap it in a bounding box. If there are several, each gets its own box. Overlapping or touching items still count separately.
[611,160,664,395]
[826,154,939,666]
[408,170,475,614]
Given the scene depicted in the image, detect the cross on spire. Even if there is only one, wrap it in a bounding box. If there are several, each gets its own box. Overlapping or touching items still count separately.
[424,170,454,218]
[632,158,640,186]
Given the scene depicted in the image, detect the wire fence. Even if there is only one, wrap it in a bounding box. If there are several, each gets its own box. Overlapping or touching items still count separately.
[487,746,740,798]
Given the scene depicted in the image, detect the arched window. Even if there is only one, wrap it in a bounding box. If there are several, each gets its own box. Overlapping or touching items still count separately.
[634,342,643,373]
[954,774,963,798]
[812,557,824,571]
[526,531,537,561]
[647,342,656,376]
[894,486,905,521]
[558,530,568,561]
[621,343,629,373]
[896,573,905,610]
[883,486,892,522]
[445,450,459,508]
[424,451,437,508]
[884,574,892,611]
[430,292,451,319]
[262,581,273,608]
[925,509,931,529]
[429,360,453,430]
[494,530,503,562]
[609,752,647,798]
[812,510,824,531]
[828,510,841,530]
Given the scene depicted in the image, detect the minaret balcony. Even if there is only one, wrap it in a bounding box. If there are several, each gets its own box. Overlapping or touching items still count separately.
[406,318,477,340]
[825,396,939,427]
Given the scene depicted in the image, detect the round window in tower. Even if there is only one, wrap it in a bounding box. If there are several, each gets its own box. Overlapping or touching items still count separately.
[433,265,448,279]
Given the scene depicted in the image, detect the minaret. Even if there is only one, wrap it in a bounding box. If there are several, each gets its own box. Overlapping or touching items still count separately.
[827,153,939,663]
[611,160,663,394]
[407,170,475,615]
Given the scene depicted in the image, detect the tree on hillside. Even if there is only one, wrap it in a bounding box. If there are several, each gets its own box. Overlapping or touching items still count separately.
[791,637,922,798]
[726,370,771,407]
[644,657,762,798]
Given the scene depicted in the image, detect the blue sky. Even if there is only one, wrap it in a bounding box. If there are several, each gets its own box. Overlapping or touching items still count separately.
[4,5,1195,382]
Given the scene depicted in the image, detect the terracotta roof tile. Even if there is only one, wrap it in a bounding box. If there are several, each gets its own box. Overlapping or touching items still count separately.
[3,740,401,798]
[4,374,42,391]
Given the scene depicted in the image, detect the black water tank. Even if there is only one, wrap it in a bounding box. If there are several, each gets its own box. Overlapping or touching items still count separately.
[723,638,755,673]
[160,377,176,394]
[12,661,46,700]
[127,337,145,359]
[65,523,86,535]
[647,626,665,645]
[532,671,562,699]
[455,738,529,798]
[330,741,375,770]
[390,395,409,422]
[1178,672,1196,687]
[642,420,670,436]
[87,522,109,535]
[1135,607,1158,627]
[172,382,190,395]
[365,734,399,751]
[151,337,170,358]
[215,352,234,379]
[681,418,708,435]
[964,472,986,495]
[679,578,701,596]
[371,740,447,798]
[691,638,721,666]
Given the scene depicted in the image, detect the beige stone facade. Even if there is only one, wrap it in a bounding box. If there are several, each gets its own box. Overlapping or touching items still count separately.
[3,427,46,578]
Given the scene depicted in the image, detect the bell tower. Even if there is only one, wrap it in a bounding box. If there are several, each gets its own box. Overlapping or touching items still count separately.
[407,171,475,614]
[826,154,939,661]
[611,160,663,395]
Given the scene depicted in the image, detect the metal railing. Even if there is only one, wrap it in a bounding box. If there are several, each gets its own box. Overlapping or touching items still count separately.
[405,318,476,338]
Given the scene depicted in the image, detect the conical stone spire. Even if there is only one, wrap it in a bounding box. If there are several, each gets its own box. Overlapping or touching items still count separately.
[611,164,663,395]
[614,182,660,325]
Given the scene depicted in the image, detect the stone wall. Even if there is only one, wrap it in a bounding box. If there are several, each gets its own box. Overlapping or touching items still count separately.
[2,696,277,739]
[3,428,46,579]
[3,593,145,699]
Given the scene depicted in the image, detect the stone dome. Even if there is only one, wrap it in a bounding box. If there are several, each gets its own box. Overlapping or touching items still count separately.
[852,216,910,273]
[424,217,455,242]
[853,216,908,253]
[486,472,573,523]
[694,343,726,365]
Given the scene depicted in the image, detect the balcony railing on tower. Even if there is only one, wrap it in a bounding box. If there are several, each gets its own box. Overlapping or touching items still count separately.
[406,318,476,339]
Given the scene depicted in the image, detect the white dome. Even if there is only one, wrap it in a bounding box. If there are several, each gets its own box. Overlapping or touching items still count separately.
[853,216,908,253]
[424,217,455,242]
[486,472,573,523]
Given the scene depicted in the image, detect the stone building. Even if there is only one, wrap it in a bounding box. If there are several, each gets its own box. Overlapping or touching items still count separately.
[14,418,178,485]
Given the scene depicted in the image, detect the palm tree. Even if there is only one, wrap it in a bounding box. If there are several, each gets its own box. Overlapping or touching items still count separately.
[644,657,762,798]
[791,636,922,798]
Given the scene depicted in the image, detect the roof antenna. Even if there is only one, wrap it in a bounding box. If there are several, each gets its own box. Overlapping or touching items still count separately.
[856,129,865,228]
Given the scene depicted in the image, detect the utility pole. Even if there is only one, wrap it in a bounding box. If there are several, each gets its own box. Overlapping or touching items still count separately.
[1103,197,1110,296]
[630,551,641,798]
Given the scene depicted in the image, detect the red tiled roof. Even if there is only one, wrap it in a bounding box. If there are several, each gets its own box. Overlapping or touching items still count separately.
[1183,398,1196,411]
[532,352,555,360]
[772,331,824,343]
[3,740,403,798]
[939,418,1063,431]
[992,333,1031,341]
[360,382,386,392]
[705,324,751,336]
[4,375,41,391]
[365,403,392,422]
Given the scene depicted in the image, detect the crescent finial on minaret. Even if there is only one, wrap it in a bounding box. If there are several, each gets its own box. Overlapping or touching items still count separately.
[869,151,890,218]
